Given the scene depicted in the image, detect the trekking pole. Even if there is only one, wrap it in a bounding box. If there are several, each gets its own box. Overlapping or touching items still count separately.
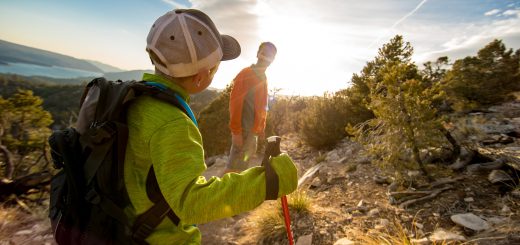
[263,136,294,245]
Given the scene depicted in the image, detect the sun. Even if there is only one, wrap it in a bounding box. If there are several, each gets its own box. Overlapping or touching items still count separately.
[254,1,351,95]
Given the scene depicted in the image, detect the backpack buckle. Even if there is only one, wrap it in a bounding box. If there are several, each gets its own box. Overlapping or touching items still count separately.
[132,223,154,242]
[85,188,101,204]
[88,122,117,144]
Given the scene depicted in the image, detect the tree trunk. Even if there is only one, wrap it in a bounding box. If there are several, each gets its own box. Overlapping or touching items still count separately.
[398,89,431,180]
[0,145,14,179]
[439,126,460,163]
[0,171,52,201]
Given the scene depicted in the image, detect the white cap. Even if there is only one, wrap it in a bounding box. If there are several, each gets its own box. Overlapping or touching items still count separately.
[146,9,241,77]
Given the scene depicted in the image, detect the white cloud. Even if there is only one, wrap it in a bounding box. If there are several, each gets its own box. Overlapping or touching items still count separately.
[503,9,520,16]
[161,0,189,9]
[484,9,500,16]
[412,11,520,64]
[154,1,520,95]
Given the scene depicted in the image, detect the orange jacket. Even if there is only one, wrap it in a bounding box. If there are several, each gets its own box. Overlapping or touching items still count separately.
[229,66,268,135]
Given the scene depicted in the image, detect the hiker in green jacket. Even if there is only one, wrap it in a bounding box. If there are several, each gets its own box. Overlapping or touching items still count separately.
[124,9,298,244]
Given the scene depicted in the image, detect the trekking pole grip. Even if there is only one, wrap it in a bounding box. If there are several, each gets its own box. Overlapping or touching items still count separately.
[262,136,281,201]
[263,136,294,245]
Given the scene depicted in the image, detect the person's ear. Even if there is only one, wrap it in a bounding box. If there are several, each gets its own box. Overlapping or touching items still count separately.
[192,68,210,87]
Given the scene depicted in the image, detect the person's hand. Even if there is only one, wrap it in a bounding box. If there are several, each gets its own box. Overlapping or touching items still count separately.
[232,133,243,148]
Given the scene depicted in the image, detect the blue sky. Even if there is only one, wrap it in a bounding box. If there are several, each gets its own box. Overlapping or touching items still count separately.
[1,0,520,95]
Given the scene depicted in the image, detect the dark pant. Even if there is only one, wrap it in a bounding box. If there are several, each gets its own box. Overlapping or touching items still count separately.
[225,132,258,172]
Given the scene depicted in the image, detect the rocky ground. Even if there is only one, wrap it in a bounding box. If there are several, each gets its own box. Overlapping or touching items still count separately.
[1,101,519,245]
[199,101,520,245]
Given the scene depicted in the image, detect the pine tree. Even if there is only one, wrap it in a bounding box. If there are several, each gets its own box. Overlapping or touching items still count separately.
[352,35,447,179]
[443,39,520,109]
[0,89,53,179]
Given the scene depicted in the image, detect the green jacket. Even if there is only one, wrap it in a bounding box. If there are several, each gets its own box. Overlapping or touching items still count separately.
[124,73,298,244]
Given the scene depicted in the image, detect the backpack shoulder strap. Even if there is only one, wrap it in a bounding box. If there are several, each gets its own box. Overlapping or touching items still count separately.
[130,81,196,243]
[132,81,198,127]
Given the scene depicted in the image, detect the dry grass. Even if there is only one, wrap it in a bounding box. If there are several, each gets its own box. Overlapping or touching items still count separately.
[253,189,313,242]
[288,190,311,213]
[0,203,51,244]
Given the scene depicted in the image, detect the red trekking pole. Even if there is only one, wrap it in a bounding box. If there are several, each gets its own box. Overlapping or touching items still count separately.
[263,136,294,245]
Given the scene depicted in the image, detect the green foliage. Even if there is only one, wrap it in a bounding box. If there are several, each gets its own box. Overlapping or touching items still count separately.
[190,88,220,117]
[265,94,308,136]
[197,86,232,157]
[298,87,374,149]
[443,39,520,109]
[351,35,447,176]
[1,89,53,154]
[0,74,85,128]
[0,89,53,179]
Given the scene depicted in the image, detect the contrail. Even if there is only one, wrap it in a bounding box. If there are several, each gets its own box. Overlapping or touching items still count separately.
[368,0,429,48]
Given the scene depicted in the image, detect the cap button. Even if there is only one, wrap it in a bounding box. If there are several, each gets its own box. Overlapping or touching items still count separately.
[175,9,183,14]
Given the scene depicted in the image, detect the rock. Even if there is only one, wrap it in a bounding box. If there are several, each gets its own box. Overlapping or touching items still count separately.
[451,213,490,231]
[486,216,509,225]
[477,122,516,135]
[357,200,364,207]
[511,189,520,198]
[410,237,431,245]
[429,229,466,243]
[296,234,313,245]
[464,197,474,202]
[310,177,322,189]
[407,170,421,178]
[401,214,412,222]
[414,222,424,229]
[333,238,356,245]
[345,164,357,173]
[368,208,380,217]
[373,175,391,185]
[387,181,399,192]
[466,159,505,173]
[327,150,341,162]
[374,224,386,230]
[379,218,390,227]
[501,205,511,214]
[298,163,324,186]
[488,170,513,184]
[355,156,371,164]
[14,229,33,236]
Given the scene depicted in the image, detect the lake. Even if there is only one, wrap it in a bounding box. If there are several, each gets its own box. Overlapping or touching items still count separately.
[0,62,103,78]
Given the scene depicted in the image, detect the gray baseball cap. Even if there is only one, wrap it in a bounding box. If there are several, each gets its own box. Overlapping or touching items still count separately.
[146,9,241,77]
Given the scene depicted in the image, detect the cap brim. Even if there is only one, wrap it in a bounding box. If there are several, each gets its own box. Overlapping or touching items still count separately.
[221,35,241,61]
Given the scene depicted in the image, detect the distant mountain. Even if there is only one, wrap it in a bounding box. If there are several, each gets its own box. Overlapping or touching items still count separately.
[0,39,154,81]
[0,39,103,73]
[86,60,125,73]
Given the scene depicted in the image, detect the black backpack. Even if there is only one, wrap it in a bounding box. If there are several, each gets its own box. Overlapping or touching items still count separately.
[48,78,188,245]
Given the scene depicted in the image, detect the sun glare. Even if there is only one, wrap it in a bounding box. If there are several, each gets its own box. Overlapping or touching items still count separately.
[255,1,353,96]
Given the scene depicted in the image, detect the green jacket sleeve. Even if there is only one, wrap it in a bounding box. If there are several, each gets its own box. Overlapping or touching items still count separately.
[149,117,297,225]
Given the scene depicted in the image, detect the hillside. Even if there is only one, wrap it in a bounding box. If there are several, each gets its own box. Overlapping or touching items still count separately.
[1,99,519,245]
[0,39,102,73]
[199,100,520,244]
[0,74,219,128]
[0,39,153,81]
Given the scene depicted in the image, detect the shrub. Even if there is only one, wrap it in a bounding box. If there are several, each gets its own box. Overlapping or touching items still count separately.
[197,86,232,157]
[443,39,520,109]
[299,90,373,149]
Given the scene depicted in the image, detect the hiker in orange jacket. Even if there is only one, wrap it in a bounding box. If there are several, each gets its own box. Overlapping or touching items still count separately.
[225,42,277,173]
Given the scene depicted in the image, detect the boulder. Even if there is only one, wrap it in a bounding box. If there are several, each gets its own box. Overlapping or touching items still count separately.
[450,213,490,231]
